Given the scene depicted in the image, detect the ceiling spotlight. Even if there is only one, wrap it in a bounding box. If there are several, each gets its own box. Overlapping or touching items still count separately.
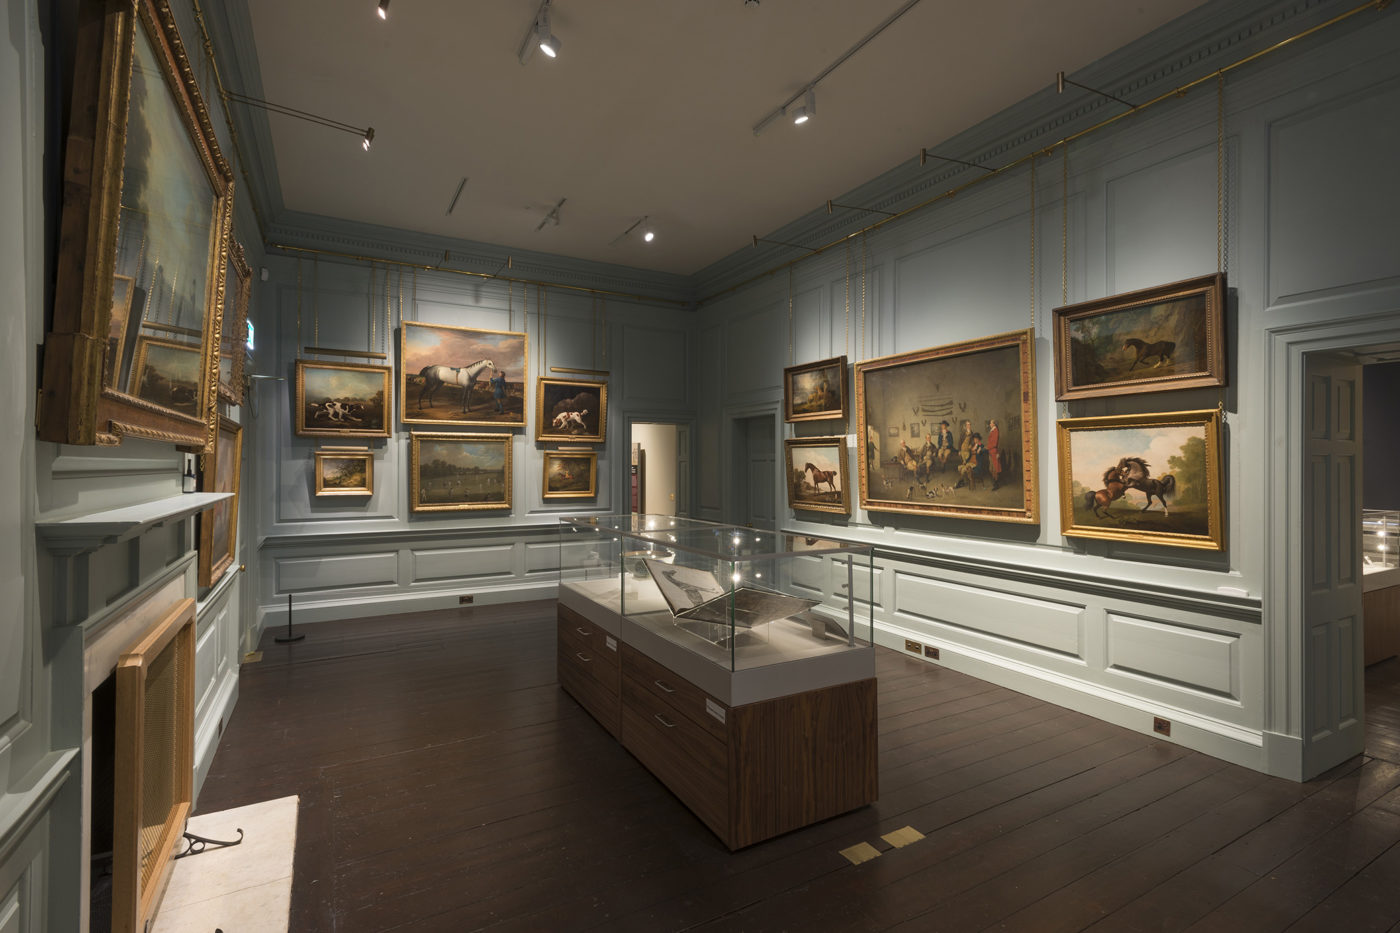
[362,127,375,151]
[643,229,655,243]
[538,29,561,58]
[377,0,389,19]
[519,1,562,65]
[791,89,816,125]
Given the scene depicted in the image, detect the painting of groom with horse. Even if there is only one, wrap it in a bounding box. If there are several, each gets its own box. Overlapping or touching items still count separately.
[400,320,528,426]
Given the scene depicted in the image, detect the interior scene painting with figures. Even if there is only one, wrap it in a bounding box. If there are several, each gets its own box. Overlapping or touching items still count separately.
[400,321,528,427]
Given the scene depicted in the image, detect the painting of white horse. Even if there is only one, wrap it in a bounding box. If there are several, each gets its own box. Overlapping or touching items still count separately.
[400,321,528,426]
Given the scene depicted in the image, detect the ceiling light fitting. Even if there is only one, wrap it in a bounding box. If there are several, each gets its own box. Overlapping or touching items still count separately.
[377,0,389,20]
[609,216,655,247]
[225,91,375,152]
[519,0,561,65]
[790,89,816,125]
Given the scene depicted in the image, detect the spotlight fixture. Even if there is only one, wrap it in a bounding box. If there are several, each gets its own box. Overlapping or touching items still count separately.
[537,21,561,58]
[362,127,375,150]
[225,90,376,152]
[643,229,655,243]
[377,0,389,20]
[518,0,561,65]
[790,89,815,125]
[609,215,656,247]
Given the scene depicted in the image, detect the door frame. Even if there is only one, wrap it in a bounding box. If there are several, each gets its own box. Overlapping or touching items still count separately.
[723,405,779,530]
[623,413,695,518]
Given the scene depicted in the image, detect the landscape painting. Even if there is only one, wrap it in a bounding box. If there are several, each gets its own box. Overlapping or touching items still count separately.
[784,356,848,423]
[1053,273,1226,400]
[314,449,374,497]
[131,336,203,417]
[294,360,391,438]
[784,436,849,515]
[536,378,607,443]
[198,416,242,587]
[1057,408,1223,550]
[410,432,512,512]
[401,321,528,427]
[542,450,597,499]
[855,329,1037,523]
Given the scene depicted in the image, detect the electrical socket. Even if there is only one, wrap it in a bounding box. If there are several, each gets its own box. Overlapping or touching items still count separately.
[923,645,940,660]
[904,639,921,653]
[458,595,474,605]
[1153,717,1171,737]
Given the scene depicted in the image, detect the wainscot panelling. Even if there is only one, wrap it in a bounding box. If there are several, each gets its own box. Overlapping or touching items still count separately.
[1105,612,1240,699]
[621,325,689,407]
[410,544,515,583]
[789,284,824,365]
[724,308,783,399]
[524,540,567,576]
[276,552,400,594]
[892,570,1085,659]
[1104,141,1218,294]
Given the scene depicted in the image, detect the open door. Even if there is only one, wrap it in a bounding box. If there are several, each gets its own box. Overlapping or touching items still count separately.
[1302,352,1366,777]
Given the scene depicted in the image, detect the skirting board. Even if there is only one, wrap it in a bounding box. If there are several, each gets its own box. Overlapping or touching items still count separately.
[872,620,1277,777]
[192,670,238,805]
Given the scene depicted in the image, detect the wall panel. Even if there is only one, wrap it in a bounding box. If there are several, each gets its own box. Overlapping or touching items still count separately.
[622,325,689,406]
[410,545,514,583]
[1105,144,1217,294]
[893,571,1084,658]
[276,552,399,593]
[1106,613,1239,698]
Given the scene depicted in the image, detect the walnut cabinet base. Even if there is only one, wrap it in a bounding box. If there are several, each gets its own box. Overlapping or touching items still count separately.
[557,603,878,850]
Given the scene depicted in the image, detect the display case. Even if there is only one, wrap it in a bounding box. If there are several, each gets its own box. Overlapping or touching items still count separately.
[1364,509,1400,666]
[556,514,878,849]
[1364,509,1399,574]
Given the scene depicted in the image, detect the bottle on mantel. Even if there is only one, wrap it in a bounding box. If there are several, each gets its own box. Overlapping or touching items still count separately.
[182,456,197,493]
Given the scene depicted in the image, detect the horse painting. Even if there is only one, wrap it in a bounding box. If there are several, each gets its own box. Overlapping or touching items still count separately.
[418,359,494,412]
[1123,338,1175,371]
[1116,455,1176,514]
[804,462,839,493]
[1084,465,1128,518]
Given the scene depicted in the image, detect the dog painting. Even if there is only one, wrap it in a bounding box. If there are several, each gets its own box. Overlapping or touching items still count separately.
[536,378,607,443]
[295,360,392,438]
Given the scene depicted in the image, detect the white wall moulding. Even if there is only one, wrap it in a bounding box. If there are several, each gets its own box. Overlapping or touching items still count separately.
[1105,612,1241,700]
[893,572,1086,659]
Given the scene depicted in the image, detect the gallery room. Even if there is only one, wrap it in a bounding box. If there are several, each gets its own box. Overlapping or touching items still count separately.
[5,0,1400,929]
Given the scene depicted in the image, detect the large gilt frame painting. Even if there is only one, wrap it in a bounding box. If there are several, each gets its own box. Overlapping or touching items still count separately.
[410,433,513,512]
[784,436,850,515]
[784,356,848,424]
[198,416,242,587]
[400,321,528,428]
[40,0,235,452]
[1057,408,1224,551]
[1052,273,1226,401]
[295,360,392,438]
[856,329,1037,523]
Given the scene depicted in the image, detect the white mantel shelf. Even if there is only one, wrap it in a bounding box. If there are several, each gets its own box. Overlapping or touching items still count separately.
[36,492,233,556]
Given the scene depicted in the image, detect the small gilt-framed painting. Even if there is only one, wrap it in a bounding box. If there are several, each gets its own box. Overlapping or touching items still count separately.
[314,448,374,497]
[198,416,242,588]
[131,335,204,419]
[1052,273,1226,401]
[536,378,607,443]
[784,356,848,424]
[294,360,392,439]
[409,432,512,512]
[542,450,598,500]
[784,436,850,515]
[1057,407,1224,551]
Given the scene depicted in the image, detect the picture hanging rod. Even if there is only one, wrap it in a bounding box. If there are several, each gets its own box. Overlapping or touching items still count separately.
[826,200,896,217]
[699,0,1388,308]
[753,234,819,253]
[550,366,611,377]
[302,346,388,360]
[268,243,691,309]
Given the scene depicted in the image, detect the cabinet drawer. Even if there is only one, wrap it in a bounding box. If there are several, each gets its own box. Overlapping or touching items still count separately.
[558,614,620,672]
[622,645,727,743]
[621,692,727,836]
[559,648,620,737]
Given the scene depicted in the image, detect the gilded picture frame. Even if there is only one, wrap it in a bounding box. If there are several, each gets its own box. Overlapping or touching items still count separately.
[130,335,204,419]
[314,448,374,497]
[1052,273,1226,401]
[400,321,528,427]
[784,436,850,515]
[535,378,607,443]
[1057,408,1224,551]
[294,360,392,438]
[39,0,234,452]
[198,416,242,588]
[784,356,848,424]
[410,432,513,512]
[542,450,598,499]
[856,329,1038,523]
[218,240,252,406]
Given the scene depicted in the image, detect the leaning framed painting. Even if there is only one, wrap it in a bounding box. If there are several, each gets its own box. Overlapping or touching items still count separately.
[1052,273,1226,401]
[1057,408,1224,551]
[218,240,252,406]
[39,0,234,452]
[856,329,1037,523]
[409,432,513,512]
[542,450,598,500]
[784,356,848,424]
[536,378,607,443]
[784,437,850,515]
[314,448,374,497]
[400,321,528,427]
[198,416,242,588]
[294,360,392,438]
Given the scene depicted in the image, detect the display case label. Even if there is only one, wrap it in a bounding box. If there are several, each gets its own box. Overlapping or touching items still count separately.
[705,698,726,724]
[606,635,617,651]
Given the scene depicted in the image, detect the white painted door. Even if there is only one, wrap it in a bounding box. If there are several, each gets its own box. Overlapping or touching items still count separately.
[1302,352,1366,777]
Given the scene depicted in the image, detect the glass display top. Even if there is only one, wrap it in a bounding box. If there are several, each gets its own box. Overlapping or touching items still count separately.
[560,514,867,562]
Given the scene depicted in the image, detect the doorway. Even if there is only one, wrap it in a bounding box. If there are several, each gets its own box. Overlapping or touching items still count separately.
[631,422,689,517]
[730,413,776,531]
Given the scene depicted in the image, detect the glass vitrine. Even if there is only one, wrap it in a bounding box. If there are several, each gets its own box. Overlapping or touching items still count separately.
[1364,509,1399,573]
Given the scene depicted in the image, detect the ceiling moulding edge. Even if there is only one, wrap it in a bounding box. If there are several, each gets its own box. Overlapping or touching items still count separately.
[266,213,698,308]
[690,0,1348,299]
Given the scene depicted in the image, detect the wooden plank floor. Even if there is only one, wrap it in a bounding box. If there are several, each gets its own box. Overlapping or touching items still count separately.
[196,603,1400,932]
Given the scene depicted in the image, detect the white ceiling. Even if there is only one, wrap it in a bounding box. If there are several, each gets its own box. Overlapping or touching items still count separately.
[242,0,1208,276]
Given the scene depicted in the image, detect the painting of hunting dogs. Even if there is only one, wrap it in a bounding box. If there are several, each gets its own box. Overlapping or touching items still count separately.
[855,329,1037,524]
[400,321,528,427]
[295,360,392,438]
[784,437,850,515]
[1057,408,1224,550]
[1052,273,1226,401]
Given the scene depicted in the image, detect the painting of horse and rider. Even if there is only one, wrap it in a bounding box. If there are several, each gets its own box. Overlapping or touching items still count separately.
[784,437,850,515]
[855,329,1038,524]
[1057,408,1224,551]
[1053,273,1226,401]
[400,321,528,427]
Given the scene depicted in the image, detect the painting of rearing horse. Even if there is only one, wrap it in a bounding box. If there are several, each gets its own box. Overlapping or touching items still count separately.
[400,321,528,426]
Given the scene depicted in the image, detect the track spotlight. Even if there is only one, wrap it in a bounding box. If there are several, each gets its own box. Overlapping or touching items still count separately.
[519,1,561,64]
[537,23,561,58]
[362,127,375,151]
[609,215,656,247]
[643,229,655,243]
[791,89,816,125]
[377,0,389,20]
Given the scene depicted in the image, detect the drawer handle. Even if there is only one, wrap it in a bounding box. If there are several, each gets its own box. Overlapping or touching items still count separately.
[575,652,592,663]
[654,713,677,729]
[576,627,592,637]
[653,679,676,694]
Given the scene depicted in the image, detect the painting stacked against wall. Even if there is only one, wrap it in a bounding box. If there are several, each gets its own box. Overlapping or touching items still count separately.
[856,329,1038,523]
[400,322,528,427]
[198,417,242,587]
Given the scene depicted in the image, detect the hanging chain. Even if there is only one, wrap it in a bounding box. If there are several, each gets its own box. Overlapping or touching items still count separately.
[859,231,868,361]
[843,239,851,359]
[411,268,417,322]
[1029,153,1037,330]
[507,280,514,331]
[1217,71,1226,277]
[601,297,608,364]
[787,266,795,366]
[1061,145,1069,306]
[369,262,376,351]
[312,257,320,347]
[591,295,598,368]
[295,258,303,352]
[390,265,397,354]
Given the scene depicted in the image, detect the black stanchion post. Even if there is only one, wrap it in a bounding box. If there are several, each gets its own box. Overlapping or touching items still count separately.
[275,591,304,644]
